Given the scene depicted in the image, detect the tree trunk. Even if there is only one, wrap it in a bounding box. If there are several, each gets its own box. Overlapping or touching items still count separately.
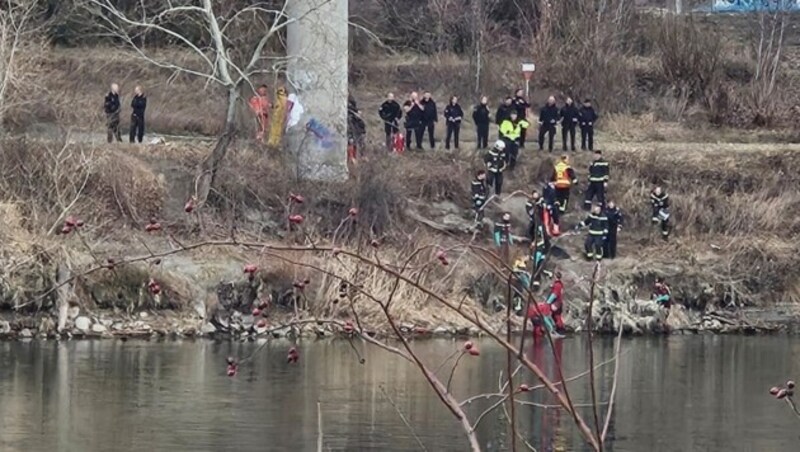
[196,86,239,205]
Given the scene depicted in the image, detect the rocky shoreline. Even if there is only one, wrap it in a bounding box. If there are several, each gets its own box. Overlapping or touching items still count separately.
[1,301,796,341]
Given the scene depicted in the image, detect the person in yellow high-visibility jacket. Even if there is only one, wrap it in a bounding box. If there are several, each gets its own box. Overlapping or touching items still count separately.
[499,110,529,170]
[550,155,578,213]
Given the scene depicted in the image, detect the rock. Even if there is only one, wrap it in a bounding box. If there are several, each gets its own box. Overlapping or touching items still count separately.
[74,316,91,331]
[200,323,217,334]
[112,323,125,331]
[91,324,108,333]
[0,320,12,335]
[19,328,33,338]
[100,318,113,327]
[433,326,449,335]
[139,312,149,319]
[68,306,80,320]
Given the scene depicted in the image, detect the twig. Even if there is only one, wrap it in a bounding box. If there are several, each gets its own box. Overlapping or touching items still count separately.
[601,326,624,443]
[317,401,323,452]
[379,386,429,452]
[586,263,604,451]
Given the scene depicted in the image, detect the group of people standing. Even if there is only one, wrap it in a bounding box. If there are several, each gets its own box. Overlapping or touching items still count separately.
[103,83,147,144]
[378,90,600,154]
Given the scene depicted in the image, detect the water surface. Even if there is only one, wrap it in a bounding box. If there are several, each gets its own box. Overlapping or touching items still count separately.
[1,336,798,451]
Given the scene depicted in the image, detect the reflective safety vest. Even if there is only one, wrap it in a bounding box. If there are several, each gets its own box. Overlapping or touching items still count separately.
[554,162,572,189]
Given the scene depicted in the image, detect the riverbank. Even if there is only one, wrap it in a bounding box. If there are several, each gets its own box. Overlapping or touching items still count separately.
[1,134,799,340]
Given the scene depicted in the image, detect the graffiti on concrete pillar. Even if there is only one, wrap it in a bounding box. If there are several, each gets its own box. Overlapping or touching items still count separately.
[306,118,335,150]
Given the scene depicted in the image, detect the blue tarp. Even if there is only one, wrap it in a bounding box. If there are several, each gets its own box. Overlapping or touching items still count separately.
[709,0,800,11]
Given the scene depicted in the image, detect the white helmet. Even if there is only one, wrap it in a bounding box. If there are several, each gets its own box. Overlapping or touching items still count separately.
[494,140,506,150]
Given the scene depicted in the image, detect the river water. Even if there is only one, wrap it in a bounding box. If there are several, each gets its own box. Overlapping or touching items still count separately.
[1,335,798,451]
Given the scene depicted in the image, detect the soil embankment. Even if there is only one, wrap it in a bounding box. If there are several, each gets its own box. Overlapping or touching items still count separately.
[1,130,799,339]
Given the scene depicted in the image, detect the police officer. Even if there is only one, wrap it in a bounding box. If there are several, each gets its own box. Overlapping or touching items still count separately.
[537,96,559,152]
[403,92,425,150]
[472,96,491,149]
[579,98,598,151]
[499,110,530,170]
[650,186,671,240]
[576,204,609,261]
[584,150,609,210]
[421,91,438,149]
[495,97,514,129]
[379,92,402,151]
[513,88,531,148]
[604,201,624,259]
[551,155,578,213]
[559,97,579,151]
[471,170,488,222]
[483,140,508,195]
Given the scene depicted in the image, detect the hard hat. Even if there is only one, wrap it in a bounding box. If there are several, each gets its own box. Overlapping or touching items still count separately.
[494,140,506,150]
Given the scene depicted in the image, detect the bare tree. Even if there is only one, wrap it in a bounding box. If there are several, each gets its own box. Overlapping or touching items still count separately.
[750,8,787,126]
[0,0,42,133]
[83,0,329,204]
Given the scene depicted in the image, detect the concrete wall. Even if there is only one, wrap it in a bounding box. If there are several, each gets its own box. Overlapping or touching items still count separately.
[286,0,349,180]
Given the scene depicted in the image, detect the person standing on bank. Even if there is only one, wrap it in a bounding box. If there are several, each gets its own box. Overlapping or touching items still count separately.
[379,92,403,151]
[421,91,438,149]
[579,98,598,151]
[603,201,623,259]
[537,96,559,152]
[495,97,514,129]
[513,88,531,148]
[444,96,463,150]
[129,86,147,144]
[403,92,425,150]
[472,96,491,150]
[559,97,579,151]
[104,83,122,143]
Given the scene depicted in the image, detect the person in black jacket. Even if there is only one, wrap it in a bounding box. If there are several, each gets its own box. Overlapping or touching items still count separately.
[603,201,623,259]
[104,83,122,143]
[379,92,403,151]
[403,92,425,150]
[483,140,508,195]
[472,96,491,149]
[579,98,599,151]
[129,85,147,143]
[513,89,531,148]
[584,150,610,209]
[495,97,514,128]
[421,91,437,149]
[559,97,579,151]
[347,94,366,150]
[444,96,463,150]
[537,96,559,152]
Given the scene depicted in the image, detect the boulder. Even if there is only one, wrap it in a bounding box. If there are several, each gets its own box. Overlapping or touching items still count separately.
[200,323,217,334]
[74,316,91,331]
[19,328,33,338]
[91,324,108,333]
[0,320,11,335]
[68,306,80,320]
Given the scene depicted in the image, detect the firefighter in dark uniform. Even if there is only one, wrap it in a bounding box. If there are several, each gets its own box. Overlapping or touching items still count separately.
[494,212,513,264]
[542,181,560,227]
[604,201,624,259]
[471,170,488,223]
[650,186,671,240]
[483,140,508,195]
[584,150,609,210]
[525,190,544,240]
[551,155,578,213]
[576,205,608,261]
[379,92,402,151]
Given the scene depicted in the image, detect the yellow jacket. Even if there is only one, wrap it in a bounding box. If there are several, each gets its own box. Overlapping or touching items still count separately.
[499,119,530,141]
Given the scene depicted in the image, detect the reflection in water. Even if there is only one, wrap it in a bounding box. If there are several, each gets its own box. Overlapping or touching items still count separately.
[0,336,798,451]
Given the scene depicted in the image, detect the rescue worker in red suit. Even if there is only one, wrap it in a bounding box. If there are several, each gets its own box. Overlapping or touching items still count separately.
[546,272,565,333]
[248,84,271,142]
[527,302,555,339]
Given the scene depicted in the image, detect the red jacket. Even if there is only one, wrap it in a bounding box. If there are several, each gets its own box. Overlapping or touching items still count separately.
[548,280,564,311]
